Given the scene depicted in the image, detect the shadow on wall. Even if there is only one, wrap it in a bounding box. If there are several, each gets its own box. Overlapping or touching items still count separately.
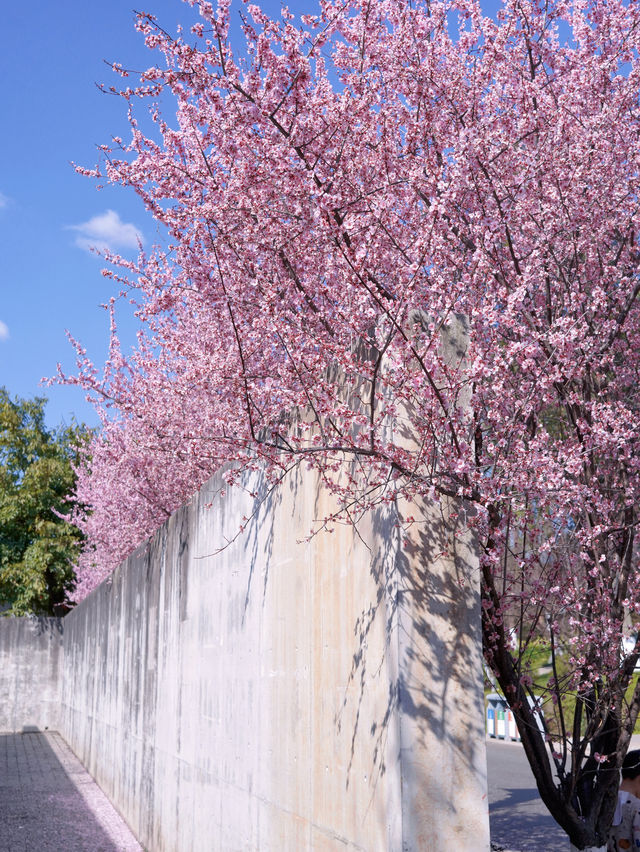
[399,497,483,771]
[32,615,63,637]
[333,479,484,825]
[242,445,484,837]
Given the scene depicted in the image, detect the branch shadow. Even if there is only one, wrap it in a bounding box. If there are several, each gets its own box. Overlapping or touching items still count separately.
[327,462,486,833]
[192,434,486,843]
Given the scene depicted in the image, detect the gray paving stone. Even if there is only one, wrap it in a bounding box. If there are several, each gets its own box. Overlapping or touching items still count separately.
[0,731,142,852]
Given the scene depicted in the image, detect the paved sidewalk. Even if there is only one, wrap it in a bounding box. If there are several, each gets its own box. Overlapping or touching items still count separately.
[488,733,640,851]
[488,738,570,851]
[0,731,142,851]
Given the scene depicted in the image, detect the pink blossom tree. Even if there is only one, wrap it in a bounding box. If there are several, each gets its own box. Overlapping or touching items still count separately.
[62,0,640,847]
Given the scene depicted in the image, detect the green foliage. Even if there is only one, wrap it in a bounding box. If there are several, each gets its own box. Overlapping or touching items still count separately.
[0,388,88,615]
[487,637,640,740]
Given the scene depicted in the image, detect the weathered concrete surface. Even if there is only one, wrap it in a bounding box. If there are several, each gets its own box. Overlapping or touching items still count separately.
[59,450,489,851]
[0,314,488,850]
[0,617,62,733]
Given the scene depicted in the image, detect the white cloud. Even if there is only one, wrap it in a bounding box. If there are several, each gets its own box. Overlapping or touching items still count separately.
[0,192,9,209]
[0,321,9,341]
[68,209,143,253]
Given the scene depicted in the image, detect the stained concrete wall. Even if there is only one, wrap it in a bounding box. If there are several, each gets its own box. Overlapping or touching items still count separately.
[0,475,489,850]
[0,617,62,733]
[57,456,489,852]
[0,318,489,850]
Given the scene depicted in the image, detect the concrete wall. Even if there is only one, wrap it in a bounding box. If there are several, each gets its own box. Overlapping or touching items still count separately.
[0,469,489,850]
[0,320,489,850]
[56,456,488,852]
[0,616,62,733]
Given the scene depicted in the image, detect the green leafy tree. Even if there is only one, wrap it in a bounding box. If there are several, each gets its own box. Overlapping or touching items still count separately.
[0,389,87,615]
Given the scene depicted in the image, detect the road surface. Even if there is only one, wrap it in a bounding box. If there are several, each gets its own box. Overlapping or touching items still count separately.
[488,737,570,851]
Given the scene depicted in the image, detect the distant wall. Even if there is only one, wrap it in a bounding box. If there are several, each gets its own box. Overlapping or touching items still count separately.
[0,616,62,733]
[57,459,488,852]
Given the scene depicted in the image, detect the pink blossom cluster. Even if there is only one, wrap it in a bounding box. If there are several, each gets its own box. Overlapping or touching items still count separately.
[63,0,640,704]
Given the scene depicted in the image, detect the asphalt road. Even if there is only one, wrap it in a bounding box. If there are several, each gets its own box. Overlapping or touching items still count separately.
[0,729,619,851]
[487,738,571,851]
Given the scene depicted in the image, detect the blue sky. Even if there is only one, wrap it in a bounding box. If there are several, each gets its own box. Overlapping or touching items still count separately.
[1,0,197,428]
[0,0,296,429]
[1,0,503,430]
